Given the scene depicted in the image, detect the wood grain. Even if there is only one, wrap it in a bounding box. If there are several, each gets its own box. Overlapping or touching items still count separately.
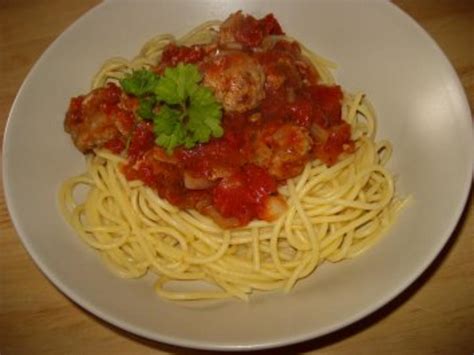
[1,1,473,354]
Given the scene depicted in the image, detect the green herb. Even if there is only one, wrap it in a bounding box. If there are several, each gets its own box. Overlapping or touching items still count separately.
[120,69,160,97]
[120,64,223,153]
[154,63,201,104]
[187,86,223,142]
[153,106,184,152]
[136,96,156,119]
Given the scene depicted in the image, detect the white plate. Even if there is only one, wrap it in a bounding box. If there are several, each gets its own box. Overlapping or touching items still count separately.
[3,0,473,350]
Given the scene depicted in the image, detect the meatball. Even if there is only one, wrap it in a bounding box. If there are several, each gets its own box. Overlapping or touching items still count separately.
[64,84,134,153]
[201,52,265,113]
[252,124,313,180]
[218,11,284,48]
[218,12,244,47]
[269,124,312,179]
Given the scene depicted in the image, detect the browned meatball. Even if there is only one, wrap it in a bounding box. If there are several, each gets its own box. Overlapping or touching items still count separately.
[252,124,313,180]
[201,51,265,113]
[64,84,134,153]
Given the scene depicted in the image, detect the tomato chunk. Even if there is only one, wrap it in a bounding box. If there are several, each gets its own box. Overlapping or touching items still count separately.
[309,85,343,127]
[313,123,353,165]
[128,122,155,162]
[159,43,206,68]
[213,165,277,225]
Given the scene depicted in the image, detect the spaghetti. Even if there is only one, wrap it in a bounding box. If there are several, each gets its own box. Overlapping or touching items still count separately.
[59,15,404,301]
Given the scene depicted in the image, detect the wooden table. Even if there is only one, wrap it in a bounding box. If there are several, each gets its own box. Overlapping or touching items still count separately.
[1,1,473,354]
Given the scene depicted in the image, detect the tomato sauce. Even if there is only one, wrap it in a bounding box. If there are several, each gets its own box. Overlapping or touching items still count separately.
[158,44,207,71]
[127,122,155,162]
[213,164,277,225]
[232,13,284,47]
[65,12,353,228]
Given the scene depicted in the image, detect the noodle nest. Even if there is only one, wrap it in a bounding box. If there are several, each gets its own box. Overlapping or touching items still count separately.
[59,21,404,301]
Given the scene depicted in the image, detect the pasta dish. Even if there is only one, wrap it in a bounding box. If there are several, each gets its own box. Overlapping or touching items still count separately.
[59,12,404,300]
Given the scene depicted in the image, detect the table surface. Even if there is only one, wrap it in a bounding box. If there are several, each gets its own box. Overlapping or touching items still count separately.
[1,1,473,354]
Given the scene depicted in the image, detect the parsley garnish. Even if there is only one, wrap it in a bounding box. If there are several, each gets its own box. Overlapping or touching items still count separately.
[136,96,157,119]
[120,69,160,96]
[119,64,223,153]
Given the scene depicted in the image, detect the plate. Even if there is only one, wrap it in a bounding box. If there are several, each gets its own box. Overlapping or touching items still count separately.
[3,0,473,350]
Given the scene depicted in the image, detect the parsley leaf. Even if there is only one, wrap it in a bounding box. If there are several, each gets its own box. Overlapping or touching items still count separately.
[119,64,223,153]
[153,106,181,134]
[154,63,202,104]
[153,106,184,153]
[136,96,157,120]
[156,124,186,153]
[188,86,224,142]
[120,69,160,97]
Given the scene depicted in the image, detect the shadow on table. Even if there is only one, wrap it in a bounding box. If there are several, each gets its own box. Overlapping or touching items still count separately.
[75,187,472,354]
